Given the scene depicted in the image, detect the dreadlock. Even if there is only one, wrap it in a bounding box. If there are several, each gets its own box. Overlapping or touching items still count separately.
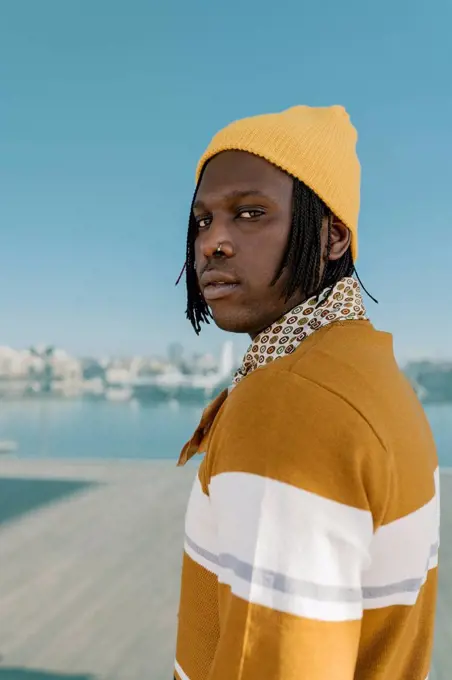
[273,178,355,303]
[181,174,376,335]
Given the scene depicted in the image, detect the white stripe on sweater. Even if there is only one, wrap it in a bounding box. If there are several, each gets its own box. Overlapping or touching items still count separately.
[362,467,439,609]
[184,473,218,575]
[185,469,439,619]
[187,471,372,620]
[175,659,191,680]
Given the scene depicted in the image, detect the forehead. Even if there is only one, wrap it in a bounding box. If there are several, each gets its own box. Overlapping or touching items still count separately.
[195,151,292,203]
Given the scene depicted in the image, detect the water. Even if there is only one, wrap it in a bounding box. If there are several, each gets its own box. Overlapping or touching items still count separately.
[0,399,451,467]
[0,400,202,461]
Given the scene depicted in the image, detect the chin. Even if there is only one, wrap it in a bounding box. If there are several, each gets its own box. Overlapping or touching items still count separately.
[210,307,263,336]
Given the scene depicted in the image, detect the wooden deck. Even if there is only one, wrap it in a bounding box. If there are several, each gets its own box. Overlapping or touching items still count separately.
[0,460,450,680]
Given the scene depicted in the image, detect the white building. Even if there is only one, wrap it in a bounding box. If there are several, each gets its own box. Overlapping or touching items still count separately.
[0,346,42,377]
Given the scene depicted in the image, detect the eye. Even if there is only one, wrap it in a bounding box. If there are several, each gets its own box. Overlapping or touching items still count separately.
[237,209,265,220]
[195,216,212,230]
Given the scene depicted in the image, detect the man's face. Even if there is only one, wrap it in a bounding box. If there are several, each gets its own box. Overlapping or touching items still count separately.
[193,151,307,337]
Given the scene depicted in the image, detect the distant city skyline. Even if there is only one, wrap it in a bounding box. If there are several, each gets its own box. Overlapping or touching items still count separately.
[0,340,236,364]
[0,339,237,404]
[1,0,451,364]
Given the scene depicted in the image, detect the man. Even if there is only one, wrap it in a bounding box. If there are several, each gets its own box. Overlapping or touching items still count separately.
[174,105,439,679]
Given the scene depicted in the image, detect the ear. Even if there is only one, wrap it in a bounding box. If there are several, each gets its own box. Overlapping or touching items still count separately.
[322,216,351,262]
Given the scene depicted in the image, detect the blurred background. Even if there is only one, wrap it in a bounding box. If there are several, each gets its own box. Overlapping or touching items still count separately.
[0,1,451,679]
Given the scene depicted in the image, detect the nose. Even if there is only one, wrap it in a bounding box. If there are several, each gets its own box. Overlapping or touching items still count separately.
[196,218,234,260]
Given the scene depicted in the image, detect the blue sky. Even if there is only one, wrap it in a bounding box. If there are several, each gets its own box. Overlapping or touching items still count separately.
[1,0,450,363]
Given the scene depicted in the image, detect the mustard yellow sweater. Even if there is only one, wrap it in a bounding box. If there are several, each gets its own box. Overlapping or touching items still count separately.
[175,321,439,679]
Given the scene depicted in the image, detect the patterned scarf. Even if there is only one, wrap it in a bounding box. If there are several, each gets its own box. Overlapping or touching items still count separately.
[233,276,367,385]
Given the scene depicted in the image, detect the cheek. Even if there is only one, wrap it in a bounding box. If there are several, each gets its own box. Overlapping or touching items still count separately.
[245,228,289,281]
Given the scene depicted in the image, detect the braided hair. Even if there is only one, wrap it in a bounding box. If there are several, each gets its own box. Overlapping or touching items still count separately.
[181,174,374,335]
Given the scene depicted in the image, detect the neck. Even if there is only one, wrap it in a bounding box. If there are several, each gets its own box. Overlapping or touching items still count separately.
[248,291,308,340]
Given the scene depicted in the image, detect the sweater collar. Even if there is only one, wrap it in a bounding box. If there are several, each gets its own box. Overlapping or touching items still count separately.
[233,276,367,386]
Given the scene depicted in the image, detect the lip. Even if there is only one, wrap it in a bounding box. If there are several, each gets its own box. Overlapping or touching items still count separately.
[200,271,240,287]
[199,271,241,302]
[202,282,240,301]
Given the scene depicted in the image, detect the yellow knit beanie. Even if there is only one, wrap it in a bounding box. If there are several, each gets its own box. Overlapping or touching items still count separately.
[196,105,361,261]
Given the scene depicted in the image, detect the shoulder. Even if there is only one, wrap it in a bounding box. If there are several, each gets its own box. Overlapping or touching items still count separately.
[206,366,392,518]
[223,358,379,444]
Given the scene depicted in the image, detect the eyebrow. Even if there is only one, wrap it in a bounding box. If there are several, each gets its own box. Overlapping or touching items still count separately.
[193,189,271,211]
